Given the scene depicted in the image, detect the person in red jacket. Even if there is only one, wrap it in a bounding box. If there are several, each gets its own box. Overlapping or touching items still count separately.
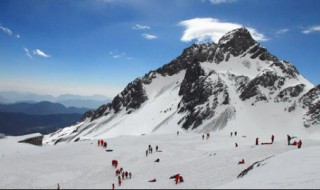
[175,174,180,184]
[122,172,125,180]
[238,159,245,164]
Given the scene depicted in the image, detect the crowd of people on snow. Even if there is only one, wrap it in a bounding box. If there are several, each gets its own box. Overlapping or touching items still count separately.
[111,160,133,189]
[90,130,305,190]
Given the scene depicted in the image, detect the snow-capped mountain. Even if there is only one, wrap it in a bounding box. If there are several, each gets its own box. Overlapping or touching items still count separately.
[44,27,320,144]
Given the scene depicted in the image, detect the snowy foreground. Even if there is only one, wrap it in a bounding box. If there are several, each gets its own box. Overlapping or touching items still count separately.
[1,132,320,189]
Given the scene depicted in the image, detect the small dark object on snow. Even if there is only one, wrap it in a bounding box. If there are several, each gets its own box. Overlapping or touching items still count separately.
[148,178,157,182]
[154,158,160,162]
[106,149,113,152]
[169,174,180,179]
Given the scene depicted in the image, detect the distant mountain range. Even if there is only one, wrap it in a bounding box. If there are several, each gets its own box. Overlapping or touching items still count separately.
[0,101,89,115]
[0,91,111,109]
[0,112,82,136]
[0,101,90,136]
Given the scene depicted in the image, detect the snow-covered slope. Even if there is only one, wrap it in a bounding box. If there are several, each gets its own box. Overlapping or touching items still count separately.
[2,133,320,189]
[43,27,320,145]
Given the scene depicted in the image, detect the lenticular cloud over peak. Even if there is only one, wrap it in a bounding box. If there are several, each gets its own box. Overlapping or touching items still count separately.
[179,18,268,43]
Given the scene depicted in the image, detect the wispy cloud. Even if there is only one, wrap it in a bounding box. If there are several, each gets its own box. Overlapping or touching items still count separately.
[276,28,289,35]
[109,51,133,60]
[179,18,267,43]
[207,0,238,5]
[0,25,13,36]
[0,25,20,38]
[33,49,50,58]
[142,33,158,40]
[302,26,320,34]
[132,24,151,30]
[23,47,33,59]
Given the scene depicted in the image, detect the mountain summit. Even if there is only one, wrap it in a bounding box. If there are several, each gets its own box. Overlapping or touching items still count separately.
[44,28,320,144]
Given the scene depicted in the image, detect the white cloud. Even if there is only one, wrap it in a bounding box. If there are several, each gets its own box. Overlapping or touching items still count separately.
[302,26,320,34]
[142,33,158,40]
[23,47,33,59]
[0,25,13,36]
[179,18,268,43]
[33,49,50,58]
[109,51,133,60]
[209,0,237,4]
[132,24,151,30]
[276,28,289,35]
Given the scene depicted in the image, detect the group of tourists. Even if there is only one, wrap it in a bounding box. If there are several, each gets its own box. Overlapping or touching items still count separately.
[97,139,107,148]
[202,133,211,140]
[111,160,133,189]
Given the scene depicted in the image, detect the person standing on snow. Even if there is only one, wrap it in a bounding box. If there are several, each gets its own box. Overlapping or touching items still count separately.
[271,135,275,144]
[298,140,302,149]
[118,176,121,186]
[256,138,259,145]
[287,134,292,145]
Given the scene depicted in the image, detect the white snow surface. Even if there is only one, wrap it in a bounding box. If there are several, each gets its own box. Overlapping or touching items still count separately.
[1,132,320,189]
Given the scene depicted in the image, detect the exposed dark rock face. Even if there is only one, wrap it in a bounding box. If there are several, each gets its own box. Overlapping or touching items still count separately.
[178,64,229,130]
[300,85,320,127]
[275,84,306,103]
[156,43,218,76]
[215,27,278,64]
[90,104,111,121]
[240,70,284,102]
[18,135,43,146]
[270,61,299,78]
[112,78,148,113]
[218,27,256,57]
[84,78,148,121]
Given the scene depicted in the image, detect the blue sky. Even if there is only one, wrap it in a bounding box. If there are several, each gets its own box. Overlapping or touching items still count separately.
[0,0,319,98]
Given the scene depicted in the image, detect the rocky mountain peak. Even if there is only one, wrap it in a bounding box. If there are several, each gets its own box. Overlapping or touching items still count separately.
[214,27,278,63]
[218,27,255,46]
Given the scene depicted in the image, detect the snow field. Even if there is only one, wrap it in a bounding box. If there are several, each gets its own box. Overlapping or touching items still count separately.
[2,132,320,189]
